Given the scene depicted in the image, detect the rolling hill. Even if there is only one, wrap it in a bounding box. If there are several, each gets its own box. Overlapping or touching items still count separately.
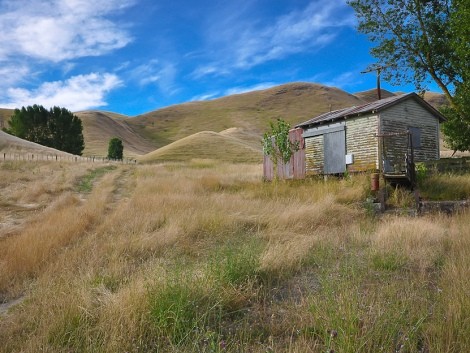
[74,111,157,158]
[0,82,451,161]
[0,130,75,158]
[0,109,14,130]
[128,83,364,150]
[353,88,397,102]
[138,131,262,164]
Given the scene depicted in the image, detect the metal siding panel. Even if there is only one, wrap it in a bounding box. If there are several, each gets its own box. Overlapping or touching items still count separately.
[324,130,346,174]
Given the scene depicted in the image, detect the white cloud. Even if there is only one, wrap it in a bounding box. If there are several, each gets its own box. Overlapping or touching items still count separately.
[190,82,278,102]
[0,0,134,62]
[193,0,355,76]
[311,71,362,89]
[191,65,230,79]
[0,73,122,111]
[224,83,278,96]
[0,64,31,87]
[324,71,359,88]
[128,60,179,96]
[190,92,220,102]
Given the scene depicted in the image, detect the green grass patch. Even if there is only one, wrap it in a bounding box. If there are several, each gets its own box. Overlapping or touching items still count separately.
[147,239,264,351]
[48,308,101,351]
[75,165,116,193]
[419,173,470,200]
[372,252,408,271]
[209,238,262,287]
[148,277,222,347]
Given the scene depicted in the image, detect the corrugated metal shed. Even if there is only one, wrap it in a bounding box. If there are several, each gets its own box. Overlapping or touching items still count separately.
[296,93,446,128]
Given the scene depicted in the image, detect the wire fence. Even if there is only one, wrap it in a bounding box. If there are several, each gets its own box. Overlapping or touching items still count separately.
[1,151,138,164]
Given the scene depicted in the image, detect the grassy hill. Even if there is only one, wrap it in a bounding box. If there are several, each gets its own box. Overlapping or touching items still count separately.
[0,130,76,158]
[0,108,14,130]
[423,91,448,109]
[139,131,262,164]
[74,111,157,158]
[128,83,364,150]
[0,83,449,160]
[353,88,397,102]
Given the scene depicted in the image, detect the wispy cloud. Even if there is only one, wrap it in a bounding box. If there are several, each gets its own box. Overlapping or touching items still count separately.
[0,73,122,111]
[0,64,31,87]
[224,83,278,96]
[311,70,363,89]
[193,0,355,77]
[191,65,230,80]
[323,71,361,88]
[0,0,134,62]
[190,92,221,102]
[127,60,179,96]
[190,82,278,102]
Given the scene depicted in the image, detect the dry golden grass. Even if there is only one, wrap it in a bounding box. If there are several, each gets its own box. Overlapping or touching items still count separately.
[0,108,14,128]
[0,160,469,352]
[0,130,77,158]
[75,110,157,158]
[0,166,119,298]
[129,83,365,150]
[139,131,262,164]
[372,216,449,272]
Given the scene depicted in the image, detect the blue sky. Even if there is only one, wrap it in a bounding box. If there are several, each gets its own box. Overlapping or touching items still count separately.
[0,0,434,116]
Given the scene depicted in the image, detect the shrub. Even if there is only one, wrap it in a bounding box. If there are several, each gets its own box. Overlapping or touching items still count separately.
[107,137,123,160]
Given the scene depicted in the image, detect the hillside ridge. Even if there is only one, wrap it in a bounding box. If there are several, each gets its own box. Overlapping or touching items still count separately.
[1,83,447,159]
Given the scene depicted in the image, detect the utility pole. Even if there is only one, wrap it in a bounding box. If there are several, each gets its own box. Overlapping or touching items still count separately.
[361,64,387,100]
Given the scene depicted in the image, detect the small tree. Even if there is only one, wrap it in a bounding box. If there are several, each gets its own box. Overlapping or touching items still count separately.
[262,118,299,178]
[107,137,123,160]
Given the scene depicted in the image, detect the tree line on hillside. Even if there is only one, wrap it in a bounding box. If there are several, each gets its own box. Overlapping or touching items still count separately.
[4,105,85,155]
[4,104,125,159]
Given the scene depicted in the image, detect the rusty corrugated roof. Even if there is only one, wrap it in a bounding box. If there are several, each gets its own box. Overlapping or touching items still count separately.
[296,92,446,128]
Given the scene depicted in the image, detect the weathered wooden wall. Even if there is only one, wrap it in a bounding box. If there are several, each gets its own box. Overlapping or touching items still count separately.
[304,115,379,175]
[263,128,305,180]
[381,99,440,163]
[345,115,379,172]
[305,135,323,175]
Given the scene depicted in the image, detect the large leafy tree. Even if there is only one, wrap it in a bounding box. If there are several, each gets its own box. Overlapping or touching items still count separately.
[349,0,469,152]
[49,106,85,155]
[442,0,470,153]
[7,105,85,155]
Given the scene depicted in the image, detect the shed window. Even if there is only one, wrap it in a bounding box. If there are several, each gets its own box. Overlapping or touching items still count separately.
[408,127,421,149]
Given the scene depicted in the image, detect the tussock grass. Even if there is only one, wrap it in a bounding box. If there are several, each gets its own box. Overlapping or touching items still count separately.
[372,217,448,272]
[424,211,470,351]
[0,166,119,299]
[1,161,470,352]
[419,173,470,200]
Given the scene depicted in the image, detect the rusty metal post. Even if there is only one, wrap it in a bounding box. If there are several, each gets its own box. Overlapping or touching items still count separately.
[371,173,380,191]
